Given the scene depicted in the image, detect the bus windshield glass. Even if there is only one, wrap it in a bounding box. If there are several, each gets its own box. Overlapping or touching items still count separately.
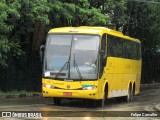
[43,34,99,80]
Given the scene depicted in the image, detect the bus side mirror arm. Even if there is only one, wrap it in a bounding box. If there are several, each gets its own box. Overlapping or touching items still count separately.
[40,45,45,63]
[100,50,107,66]
[103,57,107,66]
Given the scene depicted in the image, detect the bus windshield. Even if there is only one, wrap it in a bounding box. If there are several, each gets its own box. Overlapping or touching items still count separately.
[43,34,99,80]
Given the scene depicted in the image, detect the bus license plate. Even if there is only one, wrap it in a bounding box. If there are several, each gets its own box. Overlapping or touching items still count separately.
[63,92,72,96]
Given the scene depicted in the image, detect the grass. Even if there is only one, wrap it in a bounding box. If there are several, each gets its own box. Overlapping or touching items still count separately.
[0,90,40,96]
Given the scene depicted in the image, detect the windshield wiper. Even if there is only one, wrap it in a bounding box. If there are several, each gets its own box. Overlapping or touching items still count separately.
[54,61,69,79]
[73,54,83,80]
[55,35,72,79]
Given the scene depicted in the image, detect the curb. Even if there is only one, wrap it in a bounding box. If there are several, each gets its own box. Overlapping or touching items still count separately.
[0,93,42,98]
[140,83,160,91]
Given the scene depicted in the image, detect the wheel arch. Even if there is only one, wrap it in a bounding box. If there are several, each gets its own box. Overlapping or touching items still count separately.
[127,81,132,91]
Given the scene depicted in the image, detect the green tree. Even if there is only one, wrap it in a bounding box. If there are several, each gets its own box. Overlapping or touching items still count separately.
[148,4,160,48]
[102,0,127,30]
[0,0,22,67]
[47,0,108,27]
[0,0,51,67]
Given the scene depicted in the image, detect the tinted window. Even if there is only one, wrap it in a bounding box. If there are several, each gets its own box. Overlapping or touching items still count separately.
[107,35,141,60]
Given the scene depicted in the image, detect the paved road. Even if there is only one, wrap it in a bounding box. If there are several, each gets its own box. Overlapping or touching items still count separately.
[0,88,160,120]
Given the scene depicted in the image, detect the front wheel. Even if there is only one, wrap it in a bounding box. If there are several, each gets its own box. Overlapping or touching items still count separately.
[97,90,107,108]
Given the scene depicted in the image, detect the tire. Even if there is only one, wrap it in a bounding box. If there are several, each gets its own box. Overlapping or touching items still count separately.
[117,85,133,103]
[53,97,61,105]
[97,89,107,108]
[126,85,133,102]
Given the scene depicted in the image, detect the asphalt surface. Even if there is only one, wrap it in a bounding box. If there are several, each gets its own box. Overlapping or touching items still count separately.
[0,88,160,120]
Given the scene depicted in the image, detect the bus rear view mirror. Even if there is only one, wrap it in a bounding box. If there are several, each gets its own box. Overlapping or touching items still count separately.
[40,45,45,63]
[100,50,105,56]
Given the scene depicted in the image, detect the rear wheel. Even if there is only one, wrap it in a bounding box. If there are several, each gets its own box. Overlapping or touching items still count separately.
[126,85,133,102]
[53,97,61,105]
[116,85,133,103]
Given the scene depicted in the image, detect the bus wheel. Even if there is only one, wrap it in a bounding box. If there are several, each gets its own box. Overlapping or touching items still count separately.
[53,97,61,105]
[97,90,106,108]
[126,85,133,102]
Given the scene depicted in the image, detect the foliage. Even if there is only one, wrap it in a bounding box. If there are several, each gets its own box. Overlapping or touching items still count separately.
[0,0,21,67]
[0,0,50,67]
[103,0,127,30]
[148,4,160,47]
[47,0,108,27]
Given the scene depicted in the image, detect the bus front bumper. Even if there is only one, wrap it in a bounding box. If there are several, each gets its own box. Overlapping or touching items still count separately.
[42,87,103,100]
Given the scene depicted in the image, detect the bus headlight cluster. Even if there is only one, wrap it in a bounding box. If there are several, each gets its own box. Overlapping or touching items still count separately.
[82,86,97,90]
[43,84,55,89]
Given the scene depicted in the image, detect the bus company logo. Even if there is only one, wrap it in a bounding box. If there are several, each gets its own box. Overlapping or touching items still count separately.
[2,112,11,117]
[66,85,70,89]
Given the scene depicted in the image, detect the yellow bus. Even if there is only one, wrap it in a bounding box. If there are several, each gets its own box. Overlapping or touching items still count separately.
[42,26,142,107]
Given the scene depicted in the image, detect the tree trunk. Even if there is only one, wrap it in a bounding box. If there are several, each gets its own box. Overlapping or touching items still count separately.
[32,21,46,51]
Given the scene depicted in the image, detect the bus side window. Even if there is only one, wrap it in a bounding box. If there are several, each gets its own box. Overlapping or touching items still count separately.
[107,36,113,57]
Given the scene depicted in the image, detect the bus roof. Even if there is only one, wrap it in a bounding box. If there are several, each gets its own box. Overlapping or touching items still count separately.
[48,26,140,43]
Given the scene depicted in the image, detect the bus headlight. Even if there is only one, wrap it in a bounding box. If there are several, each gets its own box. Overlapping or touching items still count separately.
[43,84,55,89]
[46,84,51,88]
[82,86,97,90]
